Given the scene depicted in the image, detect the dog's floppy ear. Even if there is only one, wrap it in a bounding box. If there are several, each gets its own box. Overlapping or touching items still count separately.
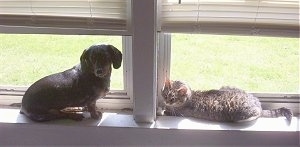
[80,49,89,71]
[108,45,122,69]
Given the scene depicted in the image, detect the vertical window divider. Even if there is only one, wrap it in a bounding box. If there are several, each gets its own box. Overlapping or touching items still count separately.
[123,36,133,100]
[132,0,157,123]
[157,33,171,109]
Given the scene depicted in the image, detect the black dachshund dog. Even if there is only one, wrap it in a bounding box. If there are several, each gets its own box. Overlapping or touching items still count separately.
[20,44,122,122]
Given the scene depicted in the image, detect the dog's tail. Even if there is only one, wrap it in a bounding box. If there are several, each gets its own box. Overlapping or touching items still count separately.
[19,108,60,122]
[261,107,293,125]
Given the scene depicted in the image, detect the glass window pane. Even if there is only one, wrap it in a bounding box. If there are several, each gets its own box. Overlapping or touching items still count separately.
[0,34,124,90]
[170,33,299,93]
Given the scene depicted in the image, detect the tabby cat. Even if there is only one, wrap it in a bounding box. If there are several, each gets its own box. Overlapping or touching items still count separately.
[161,78,293,124]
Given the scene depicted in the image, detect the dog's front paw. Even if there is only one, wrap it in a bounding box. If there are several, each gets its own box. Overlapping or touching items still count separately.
[68,113,85,121]
[90,111,102,119]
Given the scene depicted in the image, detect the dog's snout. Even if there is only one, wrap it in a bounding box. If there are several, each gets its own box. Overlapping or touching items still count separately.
[94,68,105,77]
[96,69,103,75]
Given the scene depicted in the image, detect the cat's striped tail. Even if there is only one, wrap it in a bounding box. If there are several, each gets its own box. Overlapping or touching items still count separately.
[261,107,293,124]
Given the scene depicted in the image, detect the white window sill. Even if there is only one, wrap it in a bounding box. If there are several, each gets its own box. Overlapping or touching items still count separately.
[0,108,298,131]
[0,108,299,146]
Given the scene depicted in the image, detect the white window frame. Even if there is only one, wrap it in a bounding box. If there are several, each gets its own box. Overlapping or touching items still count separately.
[0,0,299,146]
[131,0,157,123]
[96,36,133,109]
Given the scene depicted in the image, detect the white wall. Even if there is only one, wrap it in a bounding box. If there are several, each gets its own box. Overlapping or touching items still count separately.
[1,123,299,146]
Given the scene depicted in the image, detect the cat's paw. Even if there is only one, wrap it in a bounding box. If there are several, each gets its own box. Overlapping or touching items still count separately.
[279,107,293,124]
[163,110,173,116]
[156,107,165,116]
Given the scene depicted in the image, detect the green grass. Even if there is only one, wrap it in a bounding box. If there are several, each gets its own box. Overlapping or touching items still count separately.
[0,33,299,93]
[0,34,123,89]
[171,34,299,93]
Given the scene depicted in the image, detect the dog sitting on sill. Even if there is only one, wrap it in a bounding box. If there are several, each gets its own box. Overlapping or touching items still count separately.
[20,44,122,122]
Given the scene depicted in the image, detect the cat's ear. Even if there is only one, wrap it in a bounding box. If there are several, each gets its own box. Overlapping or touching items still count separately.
[163,77,171,89]
[177,86,188,96]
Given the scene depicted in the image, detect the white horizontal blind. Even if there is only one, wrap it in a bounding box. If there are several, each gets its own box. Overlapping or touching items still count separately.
[160,0,299,37]
[0,0,130,33]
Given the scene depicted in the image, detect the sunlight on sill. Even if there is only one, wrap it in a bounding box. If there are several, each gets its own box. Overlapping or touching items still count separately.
[0,108,298,132]
[157,116,298,132]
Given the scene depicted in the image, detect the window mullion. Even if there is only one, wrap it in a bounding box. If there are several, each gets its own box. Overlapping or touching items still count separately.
[157,33,171,110]
[132,0,157,123]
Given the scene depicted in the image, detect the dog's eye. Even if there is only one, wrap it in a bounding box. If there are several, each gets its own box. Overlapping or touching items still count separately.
[90,55,97,63]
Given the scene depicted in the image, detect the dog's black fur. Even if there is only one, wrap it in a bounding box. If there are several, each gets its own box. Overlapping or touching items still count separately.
[20,44,122,122]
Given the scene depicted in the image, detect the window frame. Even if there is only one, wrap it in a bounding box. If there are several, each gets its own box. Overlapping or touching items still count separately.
[0,0,135,110]
[0,34,134,110]
[0,0,298,123]
[0,35,133,110]
[0,2,299,146]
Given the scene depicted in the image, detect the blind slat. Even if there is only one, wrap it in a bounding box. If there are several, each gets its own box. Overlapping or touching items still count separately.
[0,0,130,33]
[160,0,299,37]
